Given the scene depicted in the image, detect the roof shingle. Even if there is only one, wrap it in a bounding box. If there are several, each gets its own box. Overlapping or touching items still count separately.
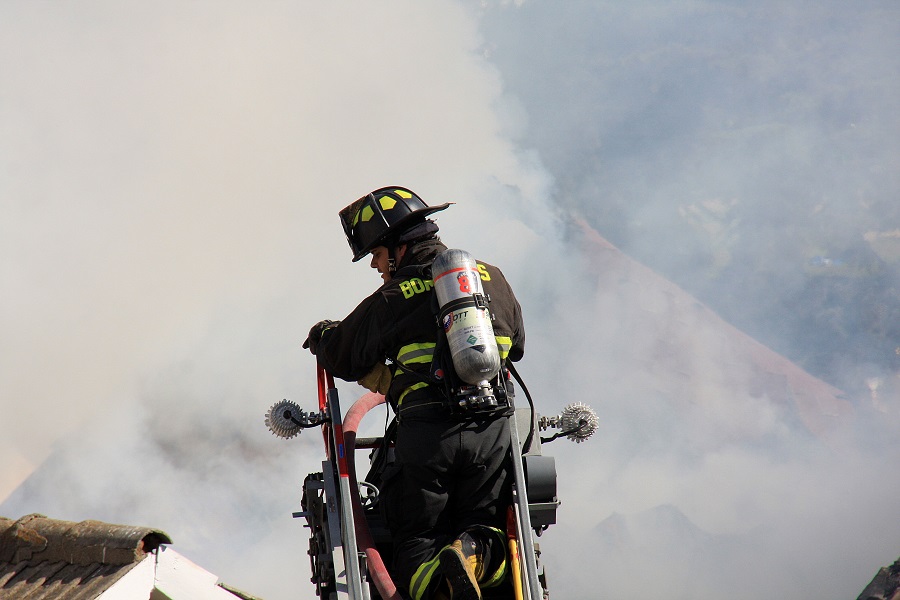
[0,513,172,599]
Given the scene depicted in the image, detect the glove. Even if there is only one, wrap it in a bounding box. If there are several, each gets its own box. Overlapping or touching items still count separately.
[358,361,392,394]
[303,320,339,354]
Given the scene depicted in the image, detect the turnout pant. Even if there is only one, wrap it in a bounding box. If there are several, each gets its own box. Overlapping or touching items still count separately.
[380,408,512,592]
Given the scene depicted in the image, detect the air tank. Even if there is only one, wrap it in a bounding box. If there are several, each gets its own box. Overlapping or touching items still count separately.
[432,249,501,386]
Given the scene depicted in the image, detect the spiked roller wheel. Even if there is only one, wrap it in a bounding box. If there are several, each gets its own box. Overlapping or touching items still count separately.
[559,402,599,443]
[265,399,305,439]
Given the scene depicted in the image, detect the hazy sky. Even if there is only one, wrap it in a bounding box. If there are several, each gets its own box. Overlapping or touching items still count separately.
[2,2,898,599]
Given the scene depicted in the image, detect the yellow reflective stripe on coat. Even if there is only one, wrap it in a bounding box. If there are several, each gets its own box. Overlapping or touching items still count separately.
[495,335,513,360]
[394,343,435,405]
[397,342,435,365]
[397,382,429,407]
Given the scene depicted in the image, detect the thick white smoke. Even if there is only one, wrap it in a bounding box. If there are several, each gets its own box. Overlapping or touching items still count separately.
[0,2,551,598]
[3,2,899,600]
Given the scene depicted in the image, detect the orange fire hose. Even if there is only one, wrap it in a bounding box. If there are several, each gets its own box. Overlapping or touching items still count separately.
[343,391,402,600]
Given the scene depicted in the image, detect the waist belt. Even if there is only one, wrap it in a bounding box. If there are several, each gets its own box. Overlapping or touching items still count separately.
[398,397,511,423]
[396,399,449,423]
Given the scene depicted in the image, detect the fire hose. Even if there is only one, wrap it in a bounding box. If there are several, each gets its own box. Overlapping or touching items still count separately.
[342,391,402,600]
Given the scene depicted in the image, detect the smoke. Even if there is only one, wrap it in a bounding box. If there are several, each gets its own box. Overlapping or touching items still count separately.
[478,0,900,391]
[473,2,900,598]
[2,2,899,600]
[0,2,550,597]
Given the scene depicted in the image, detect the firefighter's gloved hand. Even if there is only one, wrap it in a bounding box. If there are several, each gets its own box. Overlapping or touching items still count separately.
[303,320,339,354]
[358,361,392,394]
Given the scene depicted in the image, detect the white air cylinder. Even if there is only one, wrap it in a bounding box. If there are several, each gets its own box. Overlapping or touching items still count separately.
[432,249,501,385]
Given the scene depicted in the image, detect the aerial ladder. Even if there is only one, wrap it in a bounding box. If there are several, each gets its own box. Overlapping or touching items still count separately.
[266,364,597,600]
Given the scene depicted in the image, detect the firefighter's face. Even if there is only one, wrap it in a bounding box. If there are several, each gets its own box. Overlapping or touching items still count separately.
[370,245,406,283]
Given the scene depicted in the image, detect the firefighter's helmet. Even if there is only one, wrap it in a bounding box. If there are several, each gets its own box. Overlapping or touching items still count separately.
[339,186,450,262]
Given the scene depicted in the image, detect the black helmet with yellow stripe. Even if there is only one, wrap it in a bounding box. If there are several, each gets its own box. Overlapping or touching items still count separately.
[339,186,451,262]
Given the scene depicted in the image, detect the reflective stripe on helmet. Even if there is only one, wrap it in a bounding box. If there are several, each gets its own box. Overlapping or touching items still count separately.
[339,186,452,262]
[353,194,399,227]
[352,204,372,226]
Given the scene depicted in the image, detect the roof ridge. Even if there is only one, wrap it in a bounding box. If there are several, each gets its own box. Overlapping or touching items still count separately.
[0,513,172,567]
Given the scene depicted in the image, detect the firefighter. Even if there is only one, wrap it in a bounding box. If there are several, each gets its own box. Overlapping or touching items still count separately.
[304,186,525,600]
